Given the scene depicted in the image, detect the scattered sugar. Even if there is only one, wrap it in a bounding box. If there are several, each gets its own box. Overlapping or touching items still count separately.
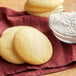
[49,12,76,35]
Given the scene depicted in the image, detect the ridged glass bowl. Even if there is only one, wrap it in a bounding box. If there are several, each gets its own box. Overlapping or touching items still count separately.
[49,12,76,44]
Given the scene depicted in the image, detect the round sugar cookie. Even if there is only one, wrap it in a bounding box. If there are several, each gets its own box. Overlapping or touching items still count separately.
[28,0,64,8]
[28,5,64,17]
[28,11,51,17]
[25,2,53,13]
[14,26,53,65]
[0,26,26,64]
[52,5,64,13]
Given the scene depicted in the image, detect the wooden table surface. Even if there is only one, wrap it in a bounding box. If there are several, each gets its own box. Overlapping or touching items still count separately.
[0,0,76,76]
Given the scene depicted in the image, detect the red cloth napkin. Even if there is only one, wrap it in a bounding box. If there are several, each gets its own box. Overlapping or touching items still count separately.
[0,7,76,76]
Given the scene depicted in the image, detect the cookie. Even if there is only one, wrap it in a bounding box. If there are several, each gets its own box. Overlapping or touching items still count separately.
[27,0,64,8]
[25,0,64,17]
[25,2,53,13]
[28,11,51,17]
[52,5,64,13]
[14,26,53,65]
[28,5,64,17]
[0,26,26,64]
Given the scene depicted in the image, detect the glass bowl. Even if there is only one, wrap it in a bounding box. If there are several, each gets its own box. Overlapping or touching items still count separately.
[49,11,76,44]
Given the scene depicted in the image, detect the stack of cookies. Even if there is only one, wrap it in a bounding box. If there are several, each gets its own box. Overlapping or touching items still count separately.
[25,0,64,17]
[0,26,53,65]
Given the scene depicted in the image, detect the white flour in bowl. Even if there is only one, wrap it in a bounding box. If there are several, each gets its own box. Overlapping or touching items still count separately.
[49,12,76,36]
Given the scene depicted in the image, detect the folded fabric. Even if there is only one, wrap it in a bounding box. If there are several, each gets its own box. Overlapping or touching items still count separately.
[0,7,76,76]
